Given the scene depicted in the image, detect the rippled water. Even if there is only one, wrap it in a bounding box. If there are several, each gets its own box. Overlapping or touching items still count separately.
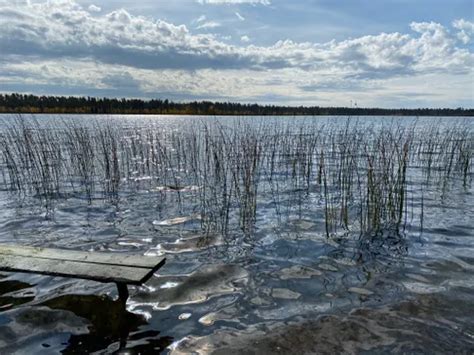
[0,115,473,354]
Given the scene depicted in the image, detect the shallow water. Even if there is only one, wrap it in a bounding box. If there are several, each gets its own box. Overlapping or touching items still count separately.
[0,115,473,354]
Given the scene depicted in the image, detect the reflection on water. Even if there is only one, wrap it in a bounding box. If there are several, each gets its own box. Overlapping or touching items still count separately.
[0,288,173,354]
[44,295,173,354]
[0,115,472,353]
[0,279,35,312]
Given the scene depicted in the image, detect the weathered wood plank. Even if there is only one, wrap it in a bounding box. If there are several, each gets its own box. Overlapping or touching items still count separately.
[0,244,163,269]
[0,254,164,285]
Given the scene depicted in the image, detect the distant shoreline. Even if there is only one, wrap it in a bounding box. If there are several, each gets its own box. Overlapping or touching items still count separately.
[1,113,473,118]
[1,93,473,117]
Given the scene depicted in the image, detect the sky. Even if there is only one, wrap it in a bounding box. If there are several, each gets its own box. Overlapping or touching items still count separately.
[0,0,473,108]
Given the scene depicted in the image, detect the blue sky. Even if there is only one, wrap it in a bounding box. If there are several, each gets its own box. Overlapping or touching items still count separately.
[0,0,473,107]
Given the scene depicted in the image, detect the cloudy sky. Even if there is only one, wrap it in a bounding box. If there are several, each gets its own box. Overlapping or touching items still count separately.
[0,0,473,107]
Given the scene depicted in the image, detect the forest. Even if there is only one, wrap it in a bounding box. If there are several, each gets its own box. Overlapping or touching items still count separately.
[0,93,472,116]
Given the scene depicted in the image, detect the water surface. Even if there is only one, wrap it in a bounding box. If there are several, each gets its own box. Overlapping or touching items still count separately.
[0,114,472,353]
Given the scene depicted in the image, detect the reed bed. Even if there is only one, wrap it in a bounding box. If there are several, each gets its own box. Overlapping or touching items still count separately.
[0,116,471,240]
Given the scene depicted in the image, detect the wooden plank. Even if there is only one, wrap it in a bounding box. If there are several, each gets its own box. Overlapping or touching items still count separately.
[0,244,163,269]
[0,254,164,285]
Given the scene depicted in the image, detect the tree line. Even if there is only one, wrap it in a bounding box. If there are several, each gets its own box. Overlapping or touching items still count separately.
[0,93,472,116]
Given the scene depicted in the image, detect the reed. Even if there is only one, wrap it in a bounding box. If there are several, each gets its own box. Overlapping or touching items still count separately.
[0,115,471,238]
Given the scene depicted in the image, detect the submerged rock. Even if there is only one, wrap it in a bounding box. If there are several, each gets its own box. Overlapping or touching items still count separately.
[198,306,239,326]
[178,313,192,320]
[318,263,338,272]
[171,292,474,354]
[402,282,446,294]
[295,220,316,230]
[348,287,374,296]
[152,214,201,226]
[405,273,431,283]
[249,296,272,306]
[271,288,301,300]
[156,233,223,254]
[278,265,322,280]
[132,264,248,310]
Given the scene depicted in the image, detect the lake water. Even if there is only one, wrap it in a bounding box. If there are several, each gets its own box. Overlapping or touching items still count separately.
[0,114,473,354]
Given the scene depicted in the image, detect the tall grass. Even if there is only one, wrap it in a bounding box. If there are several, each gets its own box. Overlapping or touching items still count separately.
[0,116,471,238]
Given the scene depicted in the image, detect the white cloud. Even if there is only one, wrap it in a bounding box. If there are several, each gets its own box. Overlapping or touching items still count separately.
[3,58,471,108]
[1,0,470,75]
[235,12,245,21]
[453,19,474,44]
[0,0,472,107]
[453,19,474,33]
[88,4,101,12]
[197,0,270,5]
[194,15,206,24]
[196,21,221,30]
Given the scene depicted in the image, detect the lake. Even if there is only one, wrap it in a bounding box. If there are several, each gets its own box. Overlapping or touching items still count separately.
[0,114,473,353]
